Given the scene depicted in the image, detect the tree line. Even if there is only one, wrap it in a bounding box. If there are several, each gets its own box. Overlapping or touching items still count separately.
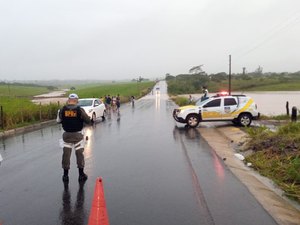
[166,71,300,95]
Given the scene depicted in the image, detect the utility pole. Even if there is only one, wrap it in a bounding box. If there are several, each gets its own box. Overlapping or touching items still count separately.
[243,67,246,75]
[229,55,231,95]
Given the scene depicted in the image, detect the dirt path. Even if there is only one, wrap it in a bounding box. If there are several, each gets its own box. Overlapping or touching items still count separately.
[32,97,68,105]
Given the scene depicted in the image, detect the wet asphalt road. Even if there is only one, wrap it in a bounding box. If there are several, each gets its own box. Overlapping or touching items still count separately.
[0,81,278,225]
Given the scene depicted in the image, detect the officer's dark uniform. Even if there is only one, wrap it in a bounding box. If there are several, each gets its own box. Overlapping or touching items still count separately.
[58,96,91,182]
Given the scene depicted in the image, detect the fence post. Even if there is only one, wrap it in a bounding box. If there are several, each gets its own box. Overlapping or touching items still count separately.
[39,103,42,121]
[291,106,297,122]
[286,101,289,116]
[0,106,3,129]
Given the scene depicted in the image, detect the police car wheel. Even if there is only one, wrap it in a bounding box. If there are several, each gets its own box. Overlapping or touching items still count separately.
[186,114,200,128]
[238,113,252,127]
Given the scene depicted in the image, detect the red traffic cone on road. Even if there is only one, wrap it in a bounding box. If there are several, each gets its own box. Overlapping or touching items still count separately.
[88,177,110,225]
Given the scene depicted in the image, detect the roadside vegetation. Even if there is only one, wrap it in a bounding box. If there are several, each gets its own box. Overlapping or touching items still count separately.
[0,83,60,130]
[0,96,59,130]
[169,96,191,107]
[244,123,300,203]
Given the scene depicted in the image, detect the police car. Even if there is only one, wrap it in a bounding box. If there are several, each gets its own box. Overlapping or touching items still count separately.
[173,92,260,128]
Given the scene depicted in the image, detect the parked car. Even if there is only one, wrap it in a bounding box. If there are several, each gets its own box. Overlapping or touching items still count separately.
[78,98,106,123]
[173,93,260,128]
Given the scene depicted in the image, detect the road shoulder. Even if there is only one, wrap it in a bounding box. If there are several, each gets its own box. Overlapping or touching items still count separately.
[199,125,300,225]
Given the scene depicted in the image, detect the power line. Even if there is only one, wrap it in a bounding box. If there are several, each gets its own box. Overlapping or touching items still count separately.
[239,15,300,58]
[233,11,300,59]
[207,10,300,74]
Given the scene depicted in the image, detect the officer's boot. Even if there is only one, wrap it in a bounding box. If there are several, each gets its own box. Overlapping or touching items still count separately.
[62,169,69,182]
[78,168,88,182]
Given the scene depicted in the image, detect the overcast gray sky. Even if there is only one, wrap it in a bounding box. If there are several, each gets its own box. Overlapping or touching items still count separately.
[0,0,299,80]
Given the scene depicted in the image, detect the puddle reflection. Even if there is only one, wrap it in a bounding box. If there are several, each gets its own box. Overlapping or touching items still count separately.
[173,126,225,181]
[155,91,161,110]
[59,181,86,225]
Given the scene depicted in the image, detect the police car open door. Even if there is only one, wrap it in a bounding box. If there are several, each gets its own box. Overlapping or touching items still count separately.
[201,98,222,120]
[222,97,238,119]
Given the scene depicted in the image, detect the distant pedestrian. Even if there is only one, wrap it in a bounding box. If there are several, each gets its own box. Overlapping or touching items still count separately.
[100,96,104,103]
[116,94,121,113]
[111,96,117,111]
[130,96,135,107]
[57,93,91,182]
[188,95,193,104]
[105,95,112,112]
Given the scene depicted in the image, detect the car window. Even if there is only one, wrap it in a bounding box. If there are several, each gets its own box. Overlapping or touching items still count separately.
[78,100,93,107]
[203,99,221,108]
[196,98,210,106]
[224,98,237,106]
[94,100,100,107]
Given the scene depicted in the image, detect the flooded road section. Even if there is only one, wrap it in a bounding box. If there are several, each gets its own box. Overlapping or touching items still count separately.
[0,81,277,225]
[188,91,300,116]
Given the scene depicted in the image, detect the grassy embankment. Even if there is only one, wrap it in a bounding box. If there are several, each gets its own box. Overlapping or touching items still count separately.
[244,124,300,203]
[0,81,155,130]
[0,83,59,130]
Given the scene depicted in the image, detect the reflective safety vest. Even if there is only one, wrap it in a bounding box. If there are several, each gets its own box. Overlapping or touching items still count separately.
[61,105,84,132]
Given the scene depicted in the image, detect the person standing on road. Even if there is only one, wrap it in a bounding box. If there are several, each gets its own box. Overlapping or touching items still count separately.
[57,93,91,182]
[116,94,121,113]
[105,94,112,113]
[188,95,193,104]
[111,95,117,111]
[130,95,135,107]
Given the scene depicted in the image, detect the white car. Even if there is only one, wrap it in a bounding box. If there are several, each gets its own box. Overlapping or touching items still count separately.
[78,98,106,123]
[173,93,260,128]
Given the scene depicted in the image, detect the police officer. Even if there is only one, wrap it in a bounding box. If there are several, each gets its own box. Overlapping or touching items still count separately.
[57,93,91,182]
[202,86,208,97]
[201,86,209,101]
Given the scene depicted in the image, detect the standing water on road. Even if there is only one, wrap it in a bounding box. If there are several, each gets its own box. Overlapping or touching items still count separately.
[189,91,300,115]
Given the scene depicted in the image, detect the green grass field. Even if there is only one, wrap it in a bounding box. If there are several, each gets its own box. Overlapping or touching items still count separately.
[69,81,155,102]
[0,83,53,97]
